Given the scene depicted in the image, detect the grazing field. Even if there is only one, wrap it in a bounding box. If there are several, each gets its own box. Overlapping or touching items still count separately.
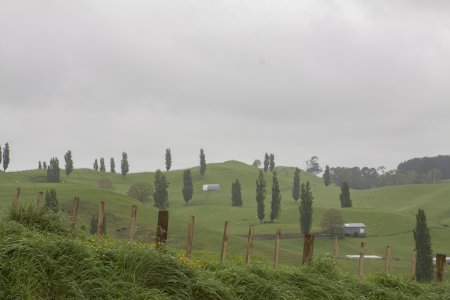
[1,161,449,280]
[1,206,449,299]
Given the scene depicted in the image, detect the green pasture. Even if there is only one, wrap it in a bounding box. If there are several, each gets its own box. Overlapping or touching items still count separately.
[1,161,449,279]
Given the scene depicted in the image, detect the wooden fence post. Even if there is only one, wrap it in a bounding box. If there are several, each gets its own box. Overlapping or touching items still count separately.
[12,188,20,208]
[220,221,230,263]
[436,254,446,283]
[385,245,392,274]
[185,215,195,258]
[36,192,44,209]
[129,205,137,241]
[411,248,417,280]
[274,229,281,269]
[70,197,80,230]
[156,210,169,248]
[246,225,254,265]
[97,201,105,241]
[302,234,315,265]
[358,242,365,279]
[333,237,339,259]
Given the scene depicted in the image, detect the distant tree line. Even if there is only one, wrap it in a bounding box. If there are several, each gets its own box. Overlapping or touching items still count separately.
[330,155,450,190]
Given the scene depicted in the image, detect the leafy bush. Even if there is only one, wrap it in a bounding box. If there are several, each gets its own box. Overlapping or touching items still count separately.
[127,182,153,202]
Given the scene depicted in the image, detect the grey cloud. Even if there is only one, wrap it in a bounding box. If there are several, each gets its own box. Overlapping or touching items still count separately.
[1,1,450,171]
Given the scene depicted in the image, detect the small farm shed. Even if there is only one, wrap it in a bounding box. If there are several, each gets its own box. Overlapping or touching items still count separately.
[343,223,366,237]
[202,184,220,192]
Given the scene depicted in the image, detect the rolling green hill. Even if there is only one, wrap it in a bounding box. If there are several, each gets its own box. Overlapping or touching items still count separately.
[1,161,449,278]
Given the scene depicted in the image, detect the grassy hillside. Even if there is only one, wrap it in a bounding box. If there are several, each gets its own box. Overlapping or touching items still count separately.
[1,206,449,299]
[1,161,449,279]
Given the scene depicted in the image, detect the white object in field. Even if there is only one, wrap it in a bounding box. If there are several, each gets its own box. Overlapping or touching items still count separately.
[345,255,382,260]
[202,184,220,191]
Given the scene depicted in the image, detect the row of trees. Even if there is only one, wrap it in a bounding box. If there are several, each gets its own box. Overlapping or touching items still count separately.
[93,153,129,176]
[255,170,282,224]
[40,148,209,182]
[0,143,10,172]
[41,150,130,182]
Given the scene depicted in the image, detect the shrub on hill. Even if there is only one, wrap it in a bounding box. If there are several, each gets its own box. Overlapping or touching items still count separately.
[127,182,152,202]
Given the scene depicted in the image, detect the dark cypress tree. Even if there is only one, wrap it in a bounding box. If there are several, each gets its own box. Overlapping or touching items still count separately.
[165,148,172,172]
[323,165,331,187]
[2,142,10,172]
[93,159,99,171]
[38,161,42,170]
[43,161,47,170]
[292,167,300,203]
[64,150,74,176]
[153,169,169,210]
[263,153,270,173]
[47,157,60,183]
[414,209,433,282]
[299,181,313,234]
[270,171,281,222]
[269,153,275,172]
[121,152,129,176]
[256,170,266,224]
[110,158,116,173]
[44,189,59,212]
[0,146,2,167]
[182,169,193,206]
[231,179,243,207]
[99,157,106,172]
[199,149,206,176]
[340,182,352,207]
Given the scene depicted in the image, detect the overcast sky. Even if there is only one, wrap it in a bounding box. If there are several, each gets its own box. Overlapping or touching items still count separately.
[1,1,449,172]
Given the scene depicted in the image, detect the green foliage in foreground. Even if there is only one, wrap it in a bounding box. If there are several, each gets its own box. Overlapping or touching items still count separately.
[0,206,449,299]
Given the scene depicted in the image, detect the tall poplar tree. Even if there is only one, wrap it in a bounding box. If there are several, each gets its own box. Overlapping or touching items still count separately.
[256,170,266,224]
[292,167,300,203]
[414,209,433,282]
[153,169,169,210]
[110,158,116,173]
[270,171,281,222]
[0,145,2,167]
[93,159,99,171]
[269,153,275,172]
[38,161,42,170]
[263,153,270,173]
[231,179,243,207]
[340,182,352,207]
[2,143,10,172]
[99,157,106,172]
[165,148,172,172]
[64,150,74,176]
[182,169,193,206]
[199,149,206,176]
[121,152,129,176]
[47,157,60,183]
[323,165,331,186]
[299,181,313,234]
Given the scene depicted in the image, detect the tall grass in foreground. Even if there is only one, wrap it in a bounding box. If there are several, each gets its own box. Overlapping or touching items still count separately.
[0,205,449,299]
